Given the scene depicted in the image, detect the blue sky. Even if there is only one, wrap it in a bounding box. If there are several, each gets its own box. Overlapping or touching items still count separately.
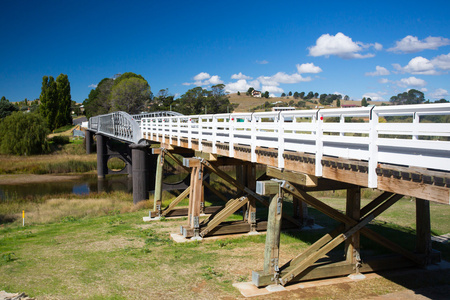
[1,0,450,103]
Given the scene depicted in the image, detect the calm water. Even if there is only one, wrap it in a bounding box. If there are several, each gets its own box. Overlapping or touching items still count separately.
[0,175,132,201]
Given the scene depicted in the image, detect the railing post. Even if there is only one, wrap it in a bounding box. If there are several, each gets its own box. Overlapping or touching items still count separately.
[229,115,235,157]
[199,116,203,151]
[212,116,217,153]
[413,112,419,141]
[315,111,323,177]
[188,117,192,148]
[277,113,285,169]
[368,108,379,188]
[250,114,257,162]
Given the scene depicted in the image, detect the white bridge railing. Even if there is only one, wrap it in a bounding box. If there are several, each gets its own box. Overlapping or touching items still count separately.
[141,103,450,188]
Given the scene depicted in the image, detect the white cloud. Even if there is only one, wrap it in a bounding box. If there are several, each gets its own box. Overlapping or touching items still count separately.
[421,88,428,92]
[388,35,450,53]
[261,85,284,94]
[362,92,385,101]
[225,79,254,94]
[296,63,322,74]
[398,76,427,88]
[184,72,223,86]
[365,66,390,76]
[208,75,223,85]
[378,78,390,84]
[393,56,438,75]
[431,53,450,70]
[256,60,269,64]
[308,32,380,59]
[193,72,211,81]
[429,88,449,99]
[88,84,97,88]
[231,72,253,80]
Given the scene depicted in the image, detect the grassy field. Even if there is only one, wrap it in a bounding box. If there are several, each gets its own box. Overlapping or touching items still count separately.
[1,191,450,299]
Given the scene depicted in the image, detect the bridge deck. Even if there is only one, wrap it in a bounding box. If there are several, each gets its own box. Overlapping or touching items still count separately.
[140,104,450,204]
[87,104,450,204]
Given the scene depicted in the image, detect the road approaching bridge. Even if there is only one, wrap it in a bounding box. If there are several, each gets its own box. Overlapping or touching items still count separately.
[85,103,450,288]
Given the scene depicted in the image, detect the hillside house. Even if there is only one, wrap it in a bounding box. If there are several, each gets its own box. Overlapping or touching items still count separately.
[252,90,262,97]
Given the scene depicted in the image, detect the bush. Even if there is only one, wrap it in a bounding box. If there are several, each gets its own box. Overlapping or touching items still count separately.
[0,112,49,155]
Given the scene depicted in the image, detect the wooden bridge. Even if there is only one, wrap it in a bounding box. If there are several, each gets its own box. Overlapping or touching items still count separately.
[85,103,450,288]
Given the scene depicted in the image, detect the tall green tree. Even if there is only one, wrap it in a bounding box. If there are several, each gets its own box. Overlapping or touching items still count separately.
[110,77,151,114]
[40,76,58,131]
[55,74,72,128]
[0,112,49,155]
[361,97,368,107]
[0,96,18,120]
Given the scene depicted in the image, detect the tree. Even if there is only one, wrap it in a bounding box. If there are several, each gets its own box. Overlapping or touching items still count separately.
[263,91,270,98]
[299,92,305,99]
[361,97,368,107]
[281,92,286,97]
[314,92,319,99]
[288,91,292,96]
[293,92,299,99]
[237,91,240,96]
[176,85,230,115]
[306,91,314,99]
[319,94,328,105]
[247,87,254,96]
[344,95,350,101]
[0,96,18,120]
[110,77,151,114]
[39,76,58,131]
[0,112,49,155]
[55,74,72,128]
[336,98,341,107]
[150,88,174,111]
[389,89,425,105]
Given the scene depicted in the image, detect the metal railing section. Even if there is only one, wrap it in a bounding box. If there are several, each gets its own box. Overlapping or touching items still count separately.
[89,111,140,144]
[141,103,450,188]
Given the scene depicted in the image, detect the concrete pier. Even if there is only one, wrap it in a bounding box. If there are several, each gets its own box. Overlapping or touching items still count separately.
[85,130,94,154]
[96,134,108,179]
[130,143,149,204]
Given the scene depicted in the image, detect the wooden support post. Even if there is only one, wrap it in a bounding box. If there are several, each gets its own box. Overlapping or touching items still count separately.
[345,187,361,273]
[416,198,432,266]
[153,152,164,216]
[246,164,257,233]
[263,192,284,278]
[187,159,204,239]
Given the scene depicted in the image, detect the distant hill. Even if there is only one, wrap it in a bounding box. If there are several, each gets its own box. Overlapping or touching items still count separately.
[227,93,389,112]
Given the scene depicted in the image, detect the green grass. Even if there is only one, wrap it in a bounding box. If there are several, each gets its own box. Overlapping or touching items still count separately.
[1,162,450,299]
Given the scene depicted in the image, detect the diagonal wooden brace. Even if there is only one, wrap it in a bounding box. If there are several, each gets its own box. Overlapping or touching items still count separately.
[202,160,302,227]
[281,182,422,266]
[278,190,403,286]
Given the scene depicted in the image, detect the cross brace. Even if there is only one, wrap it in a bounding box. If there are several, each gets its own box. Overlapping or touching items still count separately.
[253,182,428,287]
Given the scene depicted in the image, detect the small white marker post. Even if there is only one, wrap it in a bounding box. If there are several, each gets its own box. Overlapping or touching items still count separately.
[22,210,25,227]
